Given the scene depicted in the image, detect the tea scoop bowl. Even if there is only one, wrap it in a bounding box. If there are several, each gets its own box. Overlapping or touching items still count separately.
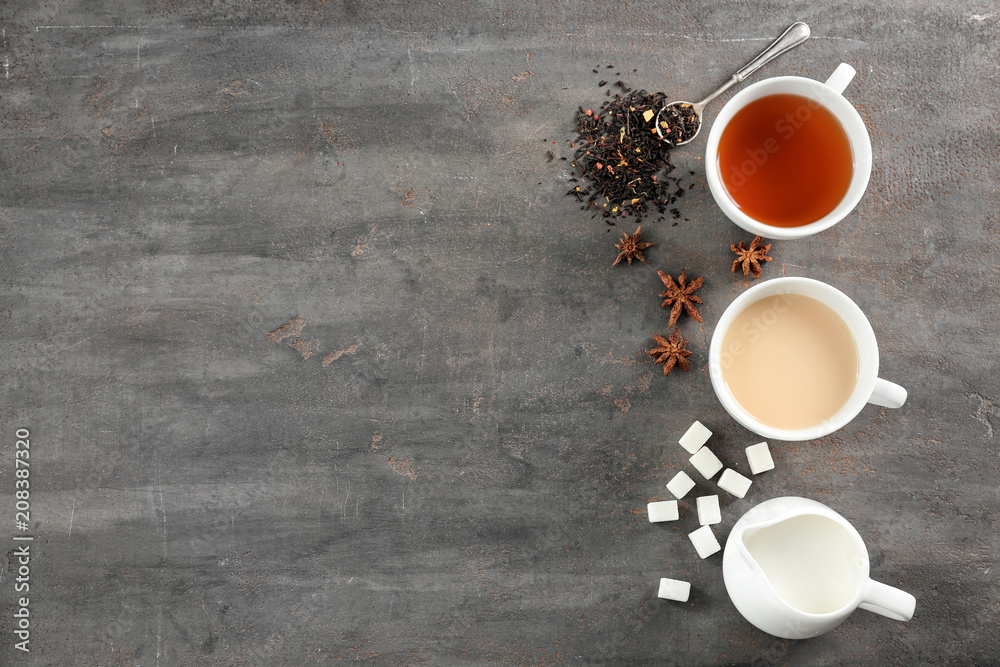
[656,21,811,145]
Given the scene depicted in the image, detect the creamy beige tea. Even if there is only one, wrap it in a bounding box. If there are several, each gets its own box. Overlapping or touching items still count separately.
[719,294,859,430]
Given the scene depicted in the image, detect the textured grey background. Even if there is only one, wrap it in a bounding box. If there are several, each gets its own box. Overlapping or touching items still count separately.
[1,1,998,665]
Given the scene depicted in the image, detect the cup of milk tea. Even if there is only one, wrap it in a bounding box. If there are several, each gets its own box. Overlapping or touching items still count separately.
[709,277,906,441]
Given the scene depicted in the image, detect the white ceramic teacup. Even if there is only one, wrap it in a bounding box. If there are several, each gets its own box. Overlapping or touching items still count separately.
[709,277,906,441]
[705,63,872,240]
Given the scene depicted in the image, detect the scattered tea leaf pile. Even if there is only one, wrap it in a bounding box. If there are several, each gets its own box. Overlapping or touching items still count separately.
[567,82,689,222]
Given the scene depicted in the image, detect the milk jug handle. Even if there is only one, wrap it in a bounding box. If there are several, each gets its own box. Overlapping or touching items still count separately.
[858,579,916,621]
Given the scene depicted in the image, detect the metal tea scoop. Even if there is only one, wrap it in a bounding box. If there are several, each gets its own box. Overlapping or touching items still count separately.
[655,22,811,145]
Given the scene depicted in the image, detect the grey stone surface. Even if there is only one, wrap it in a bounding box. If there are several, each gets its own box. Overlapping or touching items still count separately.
[1,1,998,664]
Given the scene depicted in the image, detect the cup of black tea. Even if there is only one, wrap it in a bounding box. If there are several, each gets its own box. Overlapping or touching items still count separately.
[705,64,872,240]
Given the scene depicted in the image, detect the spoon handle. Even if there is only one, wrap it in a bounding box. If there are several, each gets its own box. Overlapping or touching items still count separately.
[735,22,811,82]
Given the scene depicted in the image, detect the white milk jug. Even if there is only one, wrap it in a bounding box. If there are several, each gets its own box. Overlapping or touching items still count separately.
[723,497,916,639]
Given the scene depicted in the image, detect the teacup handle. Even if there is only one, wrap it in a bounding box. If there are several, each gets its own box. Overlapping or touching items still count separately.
[824,63,857,94]
[869,378,907,409]
[859,579,916,622]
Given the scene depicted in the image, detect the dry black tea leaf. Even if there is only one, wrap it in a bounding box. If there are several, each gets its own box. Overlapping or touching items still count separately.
[566,83,686,222]
[656,104,700,144]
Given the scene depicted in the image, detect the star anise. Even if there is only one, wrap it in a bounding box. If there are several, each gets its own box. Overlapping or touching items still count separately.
[657,269,704,327]
[612,225,655,266]
[648,328,692,376]
[731,235,773,279]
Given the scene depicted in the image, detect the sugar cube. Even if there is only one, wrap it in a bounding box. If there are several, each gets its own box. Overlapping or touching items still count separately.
[696,495,721,525]
[689,446,723,480]
[657,577,691,602]
[688,525,721,559]
[647,500,679,523]
[666,470,696,499]
[718,468,752,498]
[679,421,712,454]
[746,442,775,475]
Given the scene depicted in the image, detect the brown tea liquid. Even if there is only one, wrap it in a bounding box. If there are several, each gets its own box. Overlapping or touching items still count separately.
[718,94,853,227]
